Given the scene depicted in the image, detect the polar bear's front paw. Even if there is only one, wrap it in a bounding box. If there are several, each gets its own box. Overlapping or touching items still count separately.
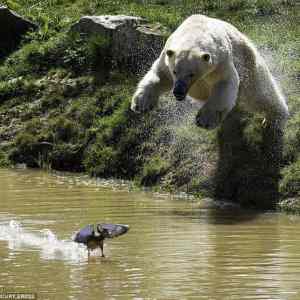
[131,90,156,113]
[195,109,224,130]
[131,93,143,113]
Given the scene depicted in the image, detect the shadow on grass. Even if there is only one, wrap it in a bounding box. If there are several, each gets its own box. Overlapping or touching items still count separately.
[214,109,284,210]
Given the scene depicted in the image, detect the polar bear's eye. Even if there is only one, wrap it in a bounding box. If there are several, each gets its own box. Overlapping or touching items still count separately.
[173,70,177,75]
[203,54,211,62]
[166,50,175,57]
[189,73,195,78]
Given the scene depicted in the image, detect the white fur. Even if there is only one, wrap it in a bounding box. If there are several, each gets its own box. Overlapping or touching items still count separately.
[131,15,289,129]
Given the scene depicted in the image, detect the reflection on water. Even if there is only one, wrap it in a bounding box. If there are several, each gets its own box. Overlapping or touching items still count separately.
[0,168,300,300]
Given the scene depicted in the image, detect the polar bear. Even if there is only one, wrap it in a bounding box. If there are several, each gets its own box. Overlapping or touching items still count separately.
[131,15,288,129]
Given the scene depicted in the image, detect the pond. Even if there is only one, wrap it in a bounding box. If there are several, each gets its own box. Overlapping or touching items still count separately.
[0,168,300,299]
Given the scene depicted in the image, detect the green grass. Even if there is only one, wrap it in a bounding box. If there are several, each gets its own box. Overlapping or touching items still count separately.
[0,150,10,167]
[0,0,299,210]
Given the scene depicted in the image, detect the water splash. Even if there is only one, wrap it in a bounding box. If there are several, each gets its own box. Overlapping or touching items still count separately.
[149,94,215,185]
[0,220,88,263]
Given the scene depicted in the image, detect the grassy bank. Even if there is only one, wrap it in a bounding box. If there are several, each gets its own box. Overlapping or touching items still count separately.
[0,0,299,211]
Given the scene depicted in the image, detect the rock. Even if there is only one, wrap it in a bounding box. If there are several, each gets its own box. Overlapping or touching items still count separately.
[0,6,38,59]
[70,15,168,74]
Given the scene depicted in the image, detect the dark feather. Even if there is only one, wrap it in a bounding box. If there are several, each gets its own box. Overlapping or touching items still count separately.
[74,224,94,244]
[100,224,129,238]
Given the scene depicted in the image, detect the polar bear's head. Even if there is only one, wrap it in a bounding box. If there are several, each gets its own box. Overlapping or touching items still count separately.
[165,48,215,101]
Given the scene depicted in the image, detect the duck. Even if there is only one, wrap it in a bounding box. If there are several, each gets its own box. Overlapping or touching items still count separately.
[74,223,129,257]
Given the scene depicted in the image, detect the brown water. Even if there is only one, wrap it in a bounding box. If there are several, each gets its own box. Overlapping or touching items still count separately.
[0,168,300,300]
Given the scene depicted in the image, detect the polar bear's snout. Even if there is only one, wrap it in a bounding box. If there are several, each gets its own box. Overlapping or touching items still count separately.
[173,80,188,101]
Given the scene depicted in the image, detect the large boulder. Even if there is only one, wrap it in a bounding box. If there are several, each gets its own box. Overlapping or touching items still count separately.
[0,6,37,59]
[70,15,168,74]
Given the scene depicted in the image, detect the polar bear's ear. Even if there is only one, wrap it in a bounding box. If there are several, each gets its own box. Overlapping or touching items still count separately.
[166,49,175,57]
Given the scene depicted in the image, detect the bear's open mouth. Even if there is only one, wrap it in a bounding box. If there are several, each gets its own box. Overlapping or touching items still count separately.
[174,94,186,101]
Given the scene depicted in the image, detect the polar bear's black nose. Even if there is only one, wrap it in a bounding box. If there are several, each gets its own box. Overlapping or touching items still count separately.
[173,80,187,101]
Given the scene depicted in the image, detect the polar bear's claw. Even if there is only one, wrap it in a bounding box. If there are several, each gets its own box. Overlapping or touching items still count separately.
[196,109,223,130]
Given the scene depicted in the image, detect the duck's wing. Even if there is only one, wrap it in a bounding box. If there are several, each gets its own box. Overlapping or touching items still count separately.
[74,224,94,244]
[100,224,129,239]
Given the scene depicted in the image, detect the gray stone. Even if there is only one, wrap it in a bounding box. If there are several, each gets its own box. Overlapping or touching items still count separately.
[0,6,38,59]
[70,15,168,74]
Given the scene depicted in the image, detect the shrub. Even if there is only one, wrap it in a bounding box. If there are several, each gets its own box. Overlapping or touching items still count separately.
[139,155,170,186]
[49,143,84,171]
[9,132,41,167]
[280,158,300,197]
[0,150,10,167]
[49,117,80,143]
